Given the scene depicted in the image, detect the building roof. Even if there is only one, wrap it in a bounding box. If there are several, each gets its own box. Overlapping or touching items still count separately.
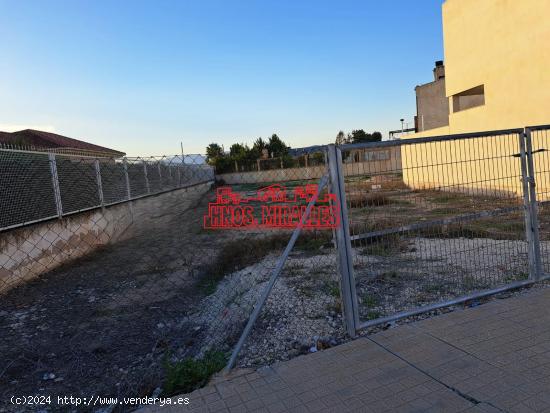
[0,129,125,157]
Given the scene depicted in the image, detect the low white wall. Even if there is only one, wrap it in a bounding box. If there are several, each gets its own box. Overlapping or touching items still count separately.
[218,165,326,184]
[217,154,402,185]
[0,183,212,294]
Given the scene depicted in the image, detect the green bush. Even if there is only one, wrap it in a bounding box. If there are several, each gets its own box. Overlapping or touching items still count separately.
[163,350,227,396]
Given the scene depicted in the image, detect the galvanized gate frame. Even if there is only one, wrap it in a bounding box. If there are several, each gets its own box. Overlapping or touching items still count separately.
[520,127,543,280]
[328,129,550,336]
[327,144,360,337]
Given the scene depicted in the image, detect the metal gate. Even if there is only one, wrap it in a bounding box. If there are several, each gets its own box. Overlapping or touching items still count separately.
[328,125,550,335]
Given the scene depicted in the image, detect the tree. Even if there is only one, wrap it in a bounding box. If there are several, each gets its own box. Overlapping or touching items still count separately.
[206,143,224,165]
[350,129,368,143]
[312,151,325,165]
[251,137,267,159]
[267,134,289,158]
[206,134,292,173]
[335,130,346,145]
[229,143,248,160]
[371,131,383,141]
[252,137,267,152]
[205,143,233,173]
[350,129,383,144]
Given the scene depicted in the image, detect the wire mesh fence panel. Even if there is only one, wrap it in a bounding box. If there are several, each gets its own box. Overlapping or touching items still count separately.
[56,156,101,213]
[341,131,530,324]
[0,150,57,229]
[125,160,148,198]
[99,160,129,204]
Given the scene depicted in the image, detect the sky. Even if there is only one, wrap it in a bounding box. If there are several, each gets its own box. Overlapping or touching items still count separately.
[0,0,444,156]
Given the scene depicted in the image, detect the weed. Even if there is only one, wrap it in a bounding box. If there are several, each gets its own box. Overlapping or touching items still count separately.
[421,283,446,294]
[429,207,457,216]
[163,351,227,396]
[462,275,479,290]
[505,271,529,282]
[198,279,219,295]
[295,234,332,253]
[363,294,378,309]
[197,232,329,295]
[366,310,382,320]
[323,280,340,297]
[428,191,470,204]
[285,263,305,277]
[383,270,400,279]
[348,193,395,208]
[360,234,407,256]
[413,224,490,239]
[326,301,342,314]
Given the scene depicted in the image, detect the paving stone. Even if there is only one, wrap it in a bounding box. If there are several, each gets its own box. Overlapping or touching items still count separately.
[141,288,550,413]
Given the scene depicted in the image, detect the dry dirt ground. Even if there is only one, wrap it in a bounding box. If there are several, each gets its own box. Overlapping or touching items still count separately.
[0,182,339,412]
[0,186,241,410]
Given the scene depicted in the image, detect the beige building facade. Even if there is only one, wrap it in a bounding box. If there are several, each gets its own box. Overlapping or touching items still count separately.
[412,0,550,138]
[403,0,550,198]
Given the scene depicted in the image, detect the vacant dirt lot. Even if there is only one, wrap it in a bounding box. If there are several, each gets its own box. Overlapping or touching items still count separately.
[0,185,239,409]
[1,174,545,411]
[0,181,338,411]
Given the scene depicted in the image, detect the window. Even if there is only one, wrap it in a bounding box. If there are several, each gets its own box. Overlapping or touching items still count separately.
[452,85,485,112]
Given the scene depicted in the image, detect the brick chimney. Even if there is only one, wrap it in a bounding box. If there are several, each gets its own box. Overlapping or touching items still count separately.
[433,60,445,81]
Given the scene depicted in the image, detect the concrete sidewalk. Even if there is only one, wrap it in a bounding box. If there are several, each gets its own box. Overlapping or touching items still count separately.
[151,287,550,412]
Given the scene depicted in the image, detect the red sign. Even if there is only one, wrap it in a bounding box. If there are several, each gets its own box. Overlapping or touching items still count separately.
[203,184,340,230]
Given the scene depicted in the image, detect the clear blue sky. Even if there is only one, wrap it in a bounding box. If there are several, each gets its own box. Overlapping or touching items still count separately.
[0,0,444,156]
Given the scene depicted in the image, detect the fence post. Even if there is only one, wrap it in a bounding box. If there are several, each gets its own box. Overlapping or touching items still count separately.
[524,128,543,279]
[519,133,534,278]
[143,160,150,194]
[48,153,63,218]
[94,159,104,207]
[327,144,359,337]
[122,158,132,200]
[157,161,163,189]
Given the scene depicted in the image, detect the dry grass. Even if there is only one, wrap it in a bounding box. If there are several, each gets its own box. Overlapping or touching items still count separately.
[198,231,332,294]
[347,192,395,208]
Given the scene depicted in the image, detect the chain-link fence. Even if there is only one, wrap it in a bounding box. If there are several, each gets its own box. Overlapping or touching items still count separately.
[0,151,214,231]
[2,126,550,410]
[0,146,342,411]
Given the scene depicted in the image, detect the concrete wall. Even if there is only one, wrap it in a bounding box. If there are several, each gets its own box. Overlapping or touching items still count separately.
[218,165,326,185]
[0,183,212,294]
